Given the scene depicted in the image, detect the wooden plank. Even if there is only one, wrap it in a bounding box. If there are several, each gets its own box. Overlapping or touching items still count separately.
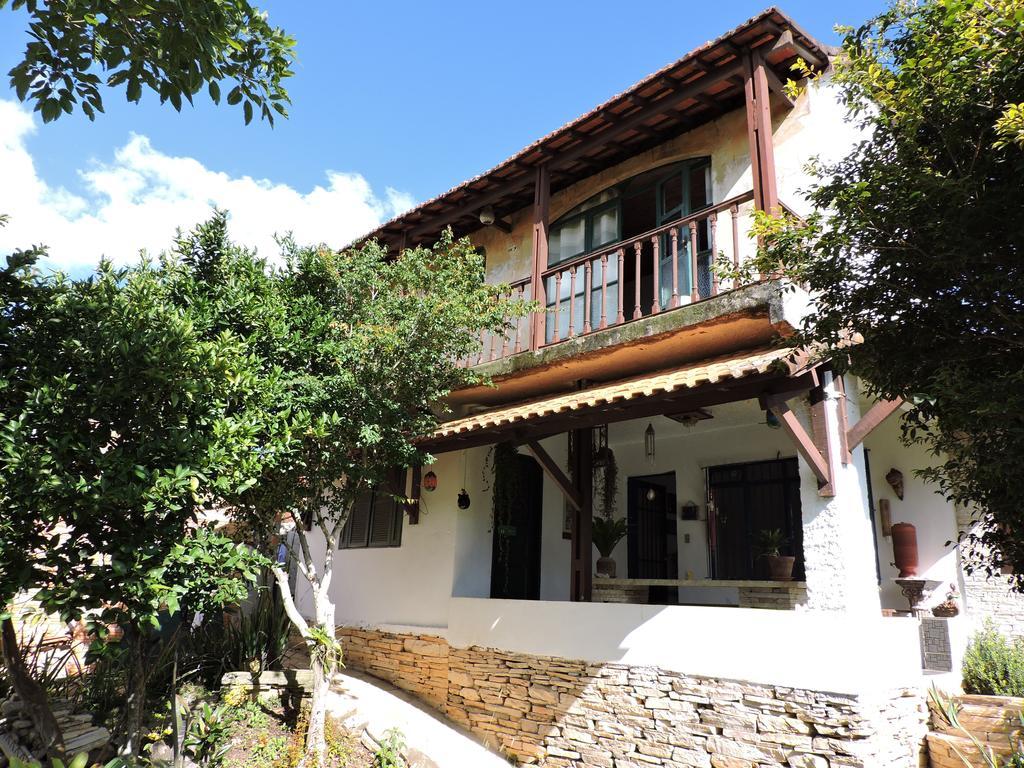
[835,374,851,464]
[524,440,581,512]
[847,397,904,450]
[530,164,550,351]
[808,386,835,496]
[570,427,594,602]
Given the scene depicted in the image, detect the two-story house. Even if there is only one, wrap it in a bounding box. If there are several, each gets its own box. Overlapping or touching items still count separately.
[296,9,1024,767]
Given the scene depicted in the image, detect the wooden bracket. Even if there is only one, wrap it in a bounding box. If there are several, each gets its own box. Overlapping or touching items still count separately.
[763,387,834,497]
[847,397,904,452]
[524,440,581,511]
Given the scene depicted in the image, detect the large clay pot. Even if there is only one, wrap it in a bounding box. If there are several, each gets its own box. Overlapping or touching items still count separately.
[891,522,919,577]
[763,555,796,581]
[596,556,617,579]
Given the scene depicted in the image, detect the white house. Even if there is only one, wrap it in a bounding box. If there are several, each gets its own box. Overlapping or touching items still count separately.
[297,9,1024,766]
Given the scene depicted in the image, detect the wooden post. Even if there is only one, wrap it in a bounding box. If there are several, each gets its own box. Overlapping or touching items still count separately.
[570,426,594,602]
[744,52,779,214]
[808,385,835,497]
[530,164,550,350]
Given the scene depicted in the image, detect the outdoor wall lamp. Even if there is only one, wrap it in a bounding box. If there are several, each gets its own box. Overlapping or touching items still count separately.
[886,468,905,500]
[644,422,656,464]
[478,205,512,233]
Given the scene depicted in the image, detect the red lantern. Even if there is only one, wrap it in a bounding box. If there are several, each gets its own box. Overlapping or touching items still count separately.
[423,471,438,492]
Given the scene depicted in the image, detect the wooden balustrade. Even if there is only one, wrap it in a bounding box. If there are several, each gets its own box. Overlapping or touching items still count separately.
[462,190,758,368]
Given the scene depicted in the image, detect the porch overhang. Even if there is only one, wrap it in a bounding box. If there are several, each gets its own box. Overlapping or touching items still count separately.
[423,346,823,454]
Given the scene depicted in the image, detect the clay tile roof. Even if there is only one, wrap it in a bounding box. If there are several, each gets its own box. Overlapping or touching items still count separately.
[433,345,801,441]
[356,7,832,252]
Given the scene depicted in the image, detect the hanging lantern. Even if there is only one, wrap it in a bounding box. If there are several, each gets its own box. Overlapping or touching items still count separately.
[423,471,438,491]
[644,422,656,464]
[457,488,471,509]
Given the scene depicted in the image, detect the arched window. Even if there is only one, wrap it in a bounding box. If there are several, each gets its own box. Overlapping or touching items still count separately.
[545,158,711,341]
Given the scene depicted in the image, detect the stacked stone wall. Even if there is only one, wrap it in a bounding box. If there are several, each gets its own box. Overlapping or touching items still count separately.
[336,627,448,711]
[338,626,928,767]
[956,506,1024,639]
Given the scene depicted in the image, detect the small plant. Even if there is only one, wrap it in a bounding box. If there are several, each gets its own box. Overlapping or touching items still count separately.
[374,727,406,768]
[963,621,1024,697]
[182,702,234,767]
[756,528,789,557]
[592,516,628,558]
[933,582,961,617]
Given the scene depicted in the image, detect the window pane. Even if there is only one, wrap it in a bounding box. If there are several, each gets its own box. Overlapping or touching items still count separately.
[549,216,585,264]
[690,164,710,210]
[592,206,619,248]
[661,173,683,216]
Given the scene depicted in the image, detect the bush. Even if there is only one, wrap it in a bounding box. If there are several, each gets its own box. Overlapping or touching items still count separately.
[962,622,1024,697]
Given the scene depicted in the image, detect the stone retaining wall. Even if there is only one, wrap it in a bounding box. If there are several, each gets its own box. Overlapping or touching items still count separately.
[336,627,448,711]
[738,585,808,610]
[338,626,928,767]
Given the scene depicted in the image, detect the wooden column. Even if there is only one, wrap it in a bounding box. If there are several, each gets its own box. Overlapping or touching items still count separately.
[569,427,594,602]
[808,385,835,497]
[530,164,550,350]
[744,51,779,214]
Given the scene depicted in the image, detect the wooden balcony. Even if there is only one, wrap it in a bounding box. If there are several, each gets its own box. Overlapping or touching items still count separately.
[463,190,766,371]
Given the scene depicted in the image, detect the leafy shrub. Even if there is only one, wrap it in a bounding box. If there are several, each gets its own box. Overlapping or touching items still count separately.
[962,622,1024,697]
[374,727,405,768]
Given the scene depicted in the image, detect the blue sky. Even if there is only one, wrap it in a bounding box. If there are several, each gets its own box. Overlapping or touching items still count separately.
[0,1,887,272]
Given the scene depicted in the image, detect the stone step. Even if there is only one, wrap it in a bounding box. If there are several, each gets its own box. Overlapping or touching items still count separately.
[221,669,314,691]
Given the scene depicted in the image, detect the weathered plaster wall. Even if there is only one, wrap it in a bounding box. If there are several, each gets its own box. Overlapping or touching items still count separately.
[471,78,860,290]
[797,373,881,615]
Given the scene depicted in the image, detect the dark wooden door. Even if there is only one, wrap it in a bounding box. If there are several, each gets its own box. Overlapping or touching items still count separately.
[627,474,678,602]
[490,455,543,600]
[707,458,803,580]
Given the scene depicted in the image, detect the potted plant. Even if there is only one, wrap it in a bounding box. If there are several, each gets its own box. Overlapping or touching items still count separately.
[593,516,627,578]
[757,528,795,581]
[932,583,960,617]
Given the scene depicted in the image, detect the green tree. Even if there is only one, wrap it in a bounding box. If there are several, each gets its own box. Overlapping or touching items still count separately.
[2,0,295,124]
[729,0,1024,583]
[0,253,267,755]
[167,214,529,768]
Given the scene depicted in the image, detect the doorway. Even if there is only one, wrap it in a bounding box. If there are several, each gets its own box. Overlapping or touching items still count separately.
[707,458,803,580]
[490,454,543,600]
[627,472,678,603]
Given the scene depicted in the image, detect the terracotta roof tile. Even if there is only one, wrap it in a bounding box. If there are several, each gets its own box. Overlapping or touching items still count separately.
[434,346,799,440]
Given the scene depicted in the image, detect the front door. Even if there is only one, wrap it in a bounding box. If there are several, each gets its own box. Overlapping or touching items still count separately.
[490,455,543,600]
[627,473,678,602]
[707,458,803,580]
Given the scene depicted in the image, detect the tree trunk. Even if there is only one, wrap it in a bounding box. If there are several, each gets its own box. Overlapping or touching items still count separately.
[116,627,150,760]
[0,617,65,758]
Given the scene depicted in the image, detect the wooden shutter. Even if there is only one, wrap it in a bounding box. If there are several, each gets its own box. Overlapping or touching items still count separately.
[368,468,404,547]
[341,492,373,549]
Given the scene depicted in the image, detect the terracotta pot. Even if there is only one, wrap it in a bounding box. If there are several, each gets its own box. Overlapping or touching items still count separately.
[596,556,617,579]
[932,602,959,618]
[763,555,795,581]
[891,522,919,577]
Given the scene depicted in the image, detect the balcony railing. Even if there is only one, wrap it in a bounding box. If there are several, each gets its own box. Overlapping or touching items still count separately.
[466,189,759,368]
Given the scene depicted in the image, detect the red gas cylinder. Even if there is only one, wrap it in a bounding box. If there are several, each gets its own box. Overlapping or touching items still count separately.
[891,522,919,577]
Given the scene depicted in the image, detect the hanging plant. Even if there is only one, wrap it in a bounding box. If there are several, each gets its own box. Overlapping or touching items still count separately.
[592,445,619,521]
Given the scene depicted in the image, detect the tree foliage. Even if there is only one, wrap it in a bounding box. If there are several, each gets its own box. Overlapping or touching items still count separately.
[2,0,295,124]
[732,0,1024,583]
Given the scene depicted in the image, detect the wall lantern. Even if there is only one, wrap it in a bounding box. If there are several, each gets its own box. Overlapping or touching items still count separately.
[478,205,511,233]
[886,468,905,500]
[457,489,471,510]
[644,422,656,464]
[680,501,699,520]
[422,471,438,492]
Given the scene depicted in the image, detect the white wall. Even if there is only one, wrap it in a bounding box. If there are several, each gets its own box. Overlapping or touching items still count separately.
[862,402,961,612]
[448,597,924,695]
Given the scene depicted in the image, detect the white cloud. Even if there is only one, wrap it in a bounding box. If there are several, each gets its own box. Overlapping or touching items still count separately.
[0,99,414,273]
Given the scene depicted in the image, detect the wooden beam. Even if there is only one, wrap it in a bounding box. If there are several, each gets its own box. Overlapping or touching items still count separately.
[530,164,550,350]
[745,51,779,214]
[847,397,904,451]
[808,386,834,496]
[835,375,851,464]
[524,440,581,511]
[766,397,833,496]
[570,427,594,602]
[760,64,795,109]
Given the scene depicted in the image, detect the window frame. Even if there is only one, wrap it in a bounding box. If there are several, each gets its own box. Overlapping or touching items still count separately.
[338,481,404,550]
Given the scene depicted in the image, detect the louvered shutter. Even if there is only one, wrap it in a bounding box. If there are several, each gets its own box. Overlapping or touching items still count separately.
[341,492,373,549]
[368,468,404,547]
